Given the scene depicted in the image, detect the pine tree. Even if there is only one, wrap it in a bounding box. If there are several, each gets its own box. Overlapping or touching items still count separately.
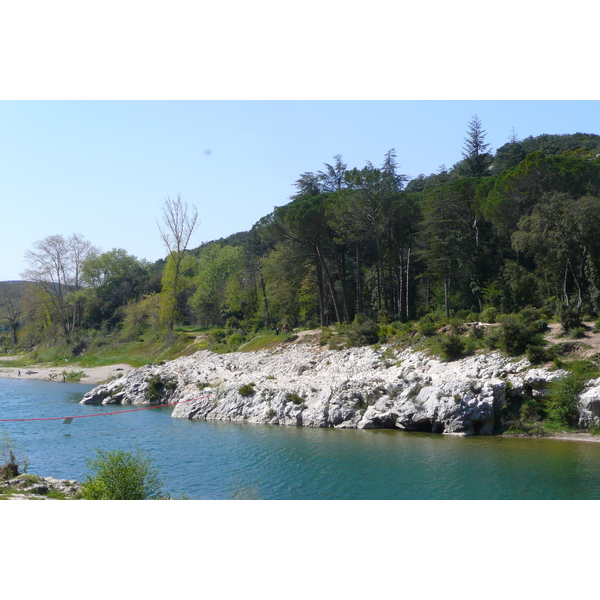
[461,115,491,177]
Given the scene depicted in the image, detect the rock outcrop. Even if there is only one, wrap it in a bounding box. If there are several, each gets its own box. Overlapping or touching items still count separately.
[81,341,571,436]
[0,474,82,499]
[578,377,600,428]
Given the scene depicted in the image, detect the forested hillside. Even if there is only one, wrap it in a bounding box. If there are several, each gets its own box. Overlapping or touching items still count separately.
[3,119,600,355]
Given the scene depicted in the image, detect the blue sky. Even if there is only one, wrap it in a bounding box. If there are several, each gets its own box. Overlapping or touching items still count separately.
[1,100,600,280]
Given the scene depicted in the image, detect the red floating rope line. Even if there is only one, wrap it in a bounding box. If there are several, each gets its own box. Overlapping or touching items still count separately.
[0,394,210,423]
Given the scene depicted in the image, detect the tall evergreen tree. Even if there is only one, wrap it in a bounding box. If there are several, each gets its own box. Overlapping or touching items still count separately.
[461,115,491,178]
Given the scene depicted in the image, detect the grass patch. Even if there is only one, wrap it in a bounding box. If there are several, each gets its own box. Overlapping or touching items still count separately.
[237,333,283,352]
[45,489,67,500]
[62,370,85,382]
[238,383,256,397]
[285,392,305,405]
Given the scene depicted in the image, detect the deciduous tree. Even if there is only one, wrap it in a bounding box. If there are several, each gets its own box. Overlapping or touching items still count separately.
[158,195,199,329]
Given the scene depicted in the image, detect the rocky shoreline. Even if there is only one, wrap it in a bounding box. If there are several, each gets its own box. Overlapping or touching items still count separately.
[79,340,600,436]
[0,474,82,500]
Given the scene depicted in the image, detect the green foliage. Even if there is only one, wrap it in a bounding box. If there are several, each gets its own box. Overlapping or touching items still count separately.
[546,376,583,429]
[525,345,550,365]
[459,115,492,178]
[285,392,305,405]
[238,382,256,397]
[0,432,28,480]
[480,306,498,323]
[521,399,543,421]
[189,244,244,327]
[79,448,165,500]
[418,315,438,336]
[559,304,582,333]
[45,489,67,500]
[492,315,543,356]
[226,332,246,350]
[469,323,485,339]
[62,370,85,382]
[546,361,599,429]
[568,326,586,339]
[145,374,177,401]
[439,333,466,361]
[121,294,161,341]
[347,315,379,346]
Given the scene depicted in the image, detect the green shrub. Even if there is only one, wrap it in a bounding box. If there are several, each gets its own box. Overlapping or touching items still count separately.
[208,329,226,343]
[531,319,549,334]
[418,317,437,337]
[227,333,246,350]
[285,392,305,405]
[439,333,466,361]
[0,450,19,481]
[238,382,256,397]
[559,305,582,333]
[568,326,586,339]
[0,432,28,480]
[525,345,549,365]
[480,306,498,323]
[546,375,582,429]
[145,374,178,401]
[62,370,85,382]
[518,307,539,324]
[348,315,379,346]
[545,361,599,429]
[469,323,485,339]
[521,399,542,421]
[79,448,165,500]
[495,315,542,356]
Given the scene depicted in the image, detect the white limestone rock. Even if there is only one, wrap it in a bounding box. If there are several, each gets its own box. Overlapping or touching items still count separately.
[81,343,572,435]
[578,377,600,428]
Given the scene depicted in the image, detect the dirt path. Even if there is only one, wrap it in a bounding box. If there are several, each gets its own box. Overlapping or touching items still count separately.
[543,321,600,358]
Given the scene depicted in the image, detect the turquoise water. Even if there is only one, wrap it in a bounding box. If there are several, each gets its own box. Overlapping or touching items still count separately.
[2,377,600,499]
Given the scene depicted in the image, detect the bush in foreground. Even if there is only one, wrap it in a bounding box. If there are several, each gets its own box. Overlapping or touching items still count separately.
[80,448,165,500]
[0,432,29,480]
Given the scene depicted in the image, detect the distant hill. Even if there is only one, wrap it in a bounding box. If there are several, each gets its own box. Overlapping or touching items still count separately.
[190,230,249,256]
[0,281,29,292]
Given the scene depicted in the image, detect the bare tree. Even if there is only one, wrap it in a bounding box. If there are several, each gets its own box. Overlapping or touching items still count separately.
[21,233,97,341]
[158,194,199,329]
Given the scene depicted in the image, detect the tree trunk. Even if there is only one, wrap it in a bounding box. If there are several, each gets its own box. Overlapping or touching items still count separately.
[444,261,451,318]
[259,272,270,325]
[356,243,363,314]
[405,242,412,321]
[315,243,341,324]
[316,258,325,326]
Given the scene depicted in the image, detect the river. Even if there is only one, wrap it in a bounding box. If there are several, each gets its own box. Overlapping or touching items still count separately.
[2,377,600,499]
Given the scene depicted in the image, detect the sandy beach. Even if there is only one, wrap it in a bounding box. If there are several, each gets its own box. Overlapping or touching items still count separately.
[0,360,134,385]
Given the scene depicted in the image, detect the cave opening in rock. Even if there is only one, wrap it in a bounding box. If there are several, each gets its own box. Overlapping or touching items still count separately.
[412,420,434,433]
[472,420,485,435]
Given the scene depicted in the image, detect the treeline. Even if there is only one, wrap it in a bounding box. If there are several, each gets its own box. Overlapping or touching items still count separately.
[3,119,600,352]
